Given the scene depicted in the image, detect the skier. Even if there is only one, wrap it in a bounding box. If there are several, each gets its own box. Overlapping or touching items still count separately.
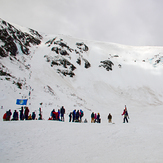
[122,105,129,123]
[108,113,112,123]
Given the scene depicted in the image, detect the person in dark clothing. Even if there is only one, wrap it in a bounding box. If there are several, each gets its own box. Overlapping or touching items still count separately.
[58,109,60,121]
[38,108,42,120]
[24,107,29,120]
[19,107,24,120]
[69,112,72,122]
[60,106,65,121]
[76,110,80,122]
[97,113,101,123]
[6,109,12,121]
[52,109,56,120]
[72,110,76,122]
[12,110,18,120]
[91,112,95,123]
[32,112,36,120]
[108,113,112,123]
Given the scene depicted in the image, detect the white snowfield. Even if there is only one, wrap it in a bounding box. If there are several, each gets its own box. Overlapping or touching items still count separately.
[1,30,163,162]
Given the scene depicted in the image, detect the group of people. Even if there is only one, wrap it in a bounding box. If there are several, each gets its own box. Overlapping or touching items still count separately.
[3,106,42,121]
[69,109,84,122]
[107,105,129,123]
[2,105,129,123]
[48,106,65,121]
[91,112,101,123]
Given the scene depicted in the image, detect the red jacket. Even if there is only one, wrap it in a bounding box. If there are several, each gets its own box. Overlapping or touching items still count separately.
[3,113,7,120]
[122,110,126,115]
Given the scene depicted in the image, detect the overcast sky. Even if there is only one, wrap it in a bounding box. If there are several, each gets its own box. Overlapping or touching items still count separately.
[0,0,163,46]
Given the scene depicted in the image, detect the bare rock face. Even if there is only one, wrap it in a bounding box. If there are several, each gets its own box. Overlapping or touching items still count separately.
[45,38,91,77]
[0,19,42,57]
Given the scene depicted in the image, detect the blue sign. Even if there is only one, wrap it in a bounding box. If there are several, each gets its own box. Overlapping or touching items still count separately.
[16,99,28,105]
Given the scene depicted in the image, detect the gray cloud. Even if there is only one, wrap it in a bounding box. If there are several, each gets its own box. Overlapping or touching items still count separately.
[0,0,163,46]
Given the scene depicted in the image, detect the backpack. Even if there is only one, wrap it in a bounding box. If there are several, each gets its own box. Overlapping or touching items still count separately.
[80,111,83,117]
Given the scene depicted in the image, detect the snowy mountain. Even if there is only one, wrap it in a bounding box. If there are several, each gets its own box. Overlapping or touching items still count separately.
[1,18,163,163]
[1,18,163,119]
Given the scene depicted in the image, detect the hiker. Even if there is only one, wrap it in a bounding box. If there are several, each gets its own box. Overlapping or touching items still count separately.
[12,110,18,120]
[38,108,42,120]
[58,109,60,120]
[108,113,112,123]
[32,112,36,120]
[72,109,76,122]
[69,112,72,122]
[94,113,97,123]
[6,109,12,121]
[19,107,24,120]
[76,110,80,122]
[79,110,84,122]
[38,113,42,120]
[97,113,101,123]
[24,107,29,120]
[122,105,129,123]
[60,106,65,121]
[3,112,7,121]
[91,112,95,123]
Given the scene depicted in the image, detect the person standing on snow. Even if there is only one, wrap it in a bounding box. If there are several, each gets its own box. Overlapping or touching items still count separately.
[24,107,29,120]
[72,109,76,122]
[79,110,84,122]
[122,105,129,123]
[19,107,24,120]
[108,113,112,123]
[60,106,65,121]
[12,110,18,120]
[6,109,12,121]
[32,112,36,120]
[97,113,101,123]
[91,112,95,123]
[94,113,97,123]
[69,112,72,122]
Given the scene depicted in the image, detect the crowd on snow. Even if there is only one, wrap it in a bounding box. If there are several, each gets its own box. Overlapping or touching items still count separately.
[3,106,42,121]
[2,105,129,123]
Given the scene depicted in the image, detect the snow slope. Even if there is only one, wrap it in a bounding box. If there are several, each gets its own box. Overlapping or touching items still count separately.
[1,20,163,162]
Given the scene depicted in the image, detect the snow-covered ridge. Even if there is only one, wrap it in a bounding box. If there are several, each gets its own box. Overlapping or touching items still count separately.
[0,18,42,57]
[0,18,163,119]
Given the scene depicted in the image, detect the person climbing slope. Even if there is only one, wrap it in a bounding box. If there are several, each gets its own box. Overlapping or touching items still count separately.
[122,105,129,123]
